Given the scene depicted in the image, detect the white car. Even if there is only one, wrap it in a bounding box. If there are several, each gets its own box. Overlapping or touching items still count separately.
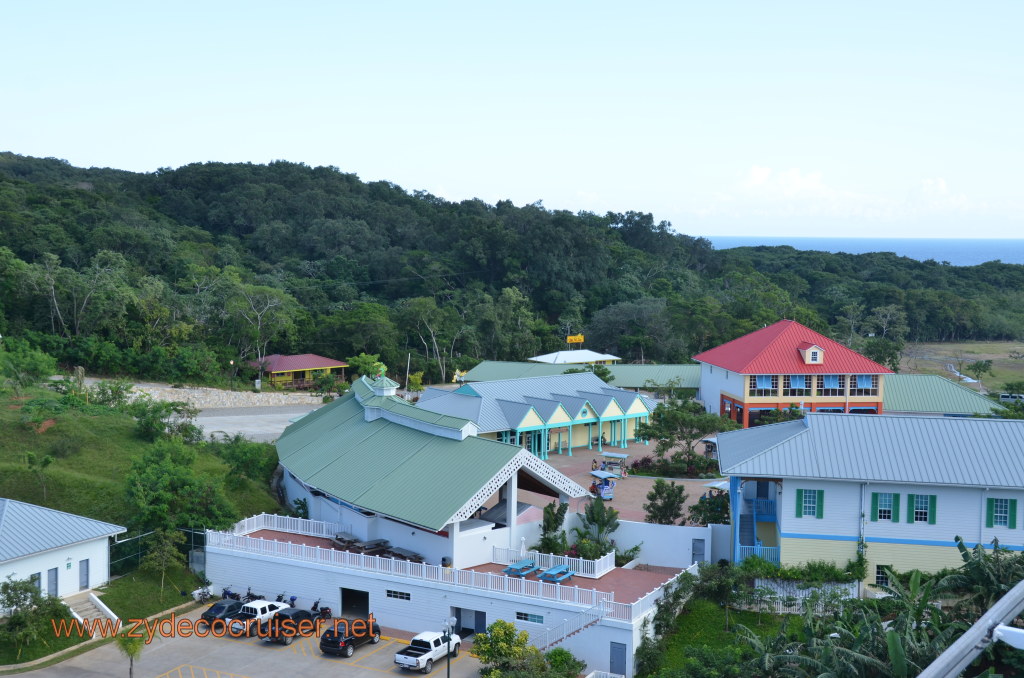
[226,599,288,637]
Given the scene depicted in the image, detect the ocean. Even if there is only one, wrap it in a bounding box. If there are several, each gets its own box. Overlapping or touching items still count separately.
[704,237,1024,267]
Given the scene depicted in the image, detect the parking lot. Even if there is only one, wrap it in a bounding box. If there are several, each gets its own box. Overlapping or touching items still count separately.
[21,609,481,678]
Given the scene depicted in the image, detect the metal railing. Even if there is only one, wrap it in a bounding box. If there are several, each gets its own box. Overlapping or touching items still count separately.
[207,531,612,608]
[492,546,616,579]
[738,544,780,564]
[536,599,611,649]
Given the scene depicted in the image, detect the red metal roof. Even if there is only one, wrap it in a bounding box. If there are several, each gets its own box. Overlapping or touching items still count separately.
[254,354,349,373]
[691,320,893,375]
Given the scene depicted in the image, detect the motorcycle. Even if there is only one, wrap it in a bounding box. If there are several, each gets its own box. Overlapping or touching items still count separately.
[242,586,264,603]
[222,586,241,601]
[310,598,321,613]
[288,595,298,608]
[275,592,286,603]
[318,605,333,620]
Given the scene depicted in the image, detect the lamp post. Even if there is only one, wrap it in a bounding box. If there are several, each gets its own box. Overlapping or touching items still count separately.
[229,360,235,391]
[442,615,457,678]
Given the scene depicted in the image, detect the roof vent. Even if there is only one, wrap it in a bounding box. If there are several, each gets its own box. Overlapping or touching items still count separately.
[370,375,400,397]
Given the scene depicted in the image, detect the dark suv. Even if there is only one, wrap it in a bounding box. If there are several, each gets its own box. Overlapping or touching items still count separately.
[262,607,317,645]
[319,617,382,657]
[198,599,243,629]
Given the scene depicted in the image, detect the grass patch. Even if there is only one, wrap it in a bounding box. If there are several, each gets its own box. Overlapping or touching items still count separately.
[98,565,204,620]
[0,619,89,667]
[663,598,789,661]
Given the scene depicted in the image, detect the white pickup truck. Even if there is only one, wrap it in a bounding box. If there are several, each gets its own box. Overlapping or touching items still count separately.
[226,599,288,637]
[394,631,461,673]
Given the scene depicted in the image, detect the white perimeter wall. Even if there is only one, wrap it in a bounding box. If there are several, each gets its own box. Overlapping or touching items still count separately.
[206,546,639,676]
[2,537,112,598]
[563,514,714,569]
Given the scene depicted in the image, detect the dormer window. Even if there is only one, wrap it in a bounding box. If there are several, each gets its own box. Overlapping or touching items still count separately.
[798,342,824,365]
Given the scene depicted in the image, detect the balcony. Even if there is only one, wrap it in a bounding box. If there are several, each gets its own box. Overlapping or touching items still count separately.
[747,498,777,522]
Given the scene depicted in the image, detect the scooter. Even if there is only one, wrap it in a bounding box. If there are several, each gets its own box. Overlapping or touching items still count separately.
[288,595,298,608]
[275,592,286,603]
[310,598,322,613]
[318,605,333,620]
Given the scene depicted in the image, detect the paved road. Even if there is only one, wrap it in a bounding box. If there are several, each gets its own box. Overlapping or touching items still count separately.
[17,608,480,678]
[196,405,321,443]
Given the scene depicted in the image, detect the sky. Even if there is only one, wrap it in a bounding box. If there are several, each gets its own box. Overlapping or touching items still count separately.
[2,1,1022,238]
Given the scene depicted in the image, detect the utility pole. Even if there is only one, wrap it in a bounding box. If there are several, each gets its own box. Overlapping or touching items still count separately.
[405,353,411,391]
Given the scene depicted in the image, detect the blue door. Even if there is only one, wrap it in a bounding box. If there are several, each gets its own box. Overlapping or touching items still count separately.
[474,611,487,634]
[610,642,627,675]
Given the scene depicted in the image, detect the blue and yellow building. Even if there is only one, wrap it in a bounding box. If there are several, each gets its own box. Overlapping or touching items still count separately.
[416,372,654,459]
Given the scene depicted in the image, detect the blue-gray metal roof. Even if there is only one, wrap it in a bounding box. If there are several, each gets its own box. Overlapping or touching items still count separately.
[416,373,651,432]
[0,499,125,563]
[717,413,1024,488]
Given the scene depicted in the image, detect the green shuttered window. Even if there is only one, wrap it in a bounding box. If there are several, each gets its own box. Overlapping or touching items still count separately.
[796,489,823,519]
[871,492,899,522]
[986,498,1018,529]
[907,493,937,524]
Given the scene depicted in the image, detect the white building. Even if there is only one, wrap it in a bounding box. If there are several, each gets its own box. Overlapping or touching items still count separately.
[205,376,698,677]
[0,499,125,599]
[717,413,1024,589]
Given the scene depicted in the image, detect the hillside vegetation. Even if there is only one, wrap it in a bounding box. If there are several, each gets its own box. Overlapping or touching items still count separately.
[2,152,1024,386]
[0,383,278,529]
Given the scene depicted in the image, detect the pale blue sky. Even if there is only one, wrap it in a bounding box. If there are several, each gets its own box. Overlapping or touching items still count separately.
[3,2,1021,237]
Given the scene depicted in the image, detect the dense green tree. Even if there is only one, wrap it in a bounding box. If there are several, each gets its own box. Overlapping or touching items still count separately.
[124,439,238,532]
[636,397,738,461]
[643,478,688,525]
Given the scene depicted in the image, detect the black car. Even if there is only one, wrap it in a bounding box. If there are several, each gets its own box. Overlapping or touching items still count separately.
[319,617,382,657]
[262,607,317,645]
[198,599,244,629]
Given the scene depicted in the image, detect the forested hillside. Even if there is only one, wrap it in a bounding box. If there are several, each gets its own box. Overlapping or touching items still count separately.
[2,152,1022,384]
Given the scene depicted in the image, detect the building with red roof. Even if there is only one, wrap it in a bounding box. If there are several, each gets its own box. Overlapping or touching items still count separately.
[692,319,893,427]
[251,354,348,389]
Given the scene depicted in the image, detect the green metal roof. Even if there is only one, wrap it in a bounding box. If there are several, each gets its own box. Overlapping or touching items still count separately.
[277,392,523,530]
[883,374,1005,415]
[462,361,700,389]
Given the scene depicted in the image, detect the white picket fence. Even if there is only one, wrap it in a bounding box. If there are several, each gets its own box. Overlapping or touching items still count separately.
[749,578,859,615]
[207,530,612,608]
[492,546,616,579]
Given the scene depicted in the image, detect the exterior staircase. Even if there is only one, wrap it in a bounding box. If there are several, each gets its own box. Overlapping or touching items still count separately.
[738,513,755,546]
[64,592,115,633]
[538,601,609,650]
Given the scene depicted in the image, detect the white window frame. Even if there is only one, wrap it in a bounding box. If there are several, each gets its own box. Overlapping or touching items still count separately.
[802,491,817,518]
[875,565,890,587]
[876,493,893,521]
[994,498,1010,527]
[914,494,930,523]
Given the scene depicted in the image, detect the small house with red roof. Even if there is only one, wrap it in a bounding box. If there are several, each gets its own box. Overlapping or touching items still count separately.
[692,320,893,427]
[252,354,349,389]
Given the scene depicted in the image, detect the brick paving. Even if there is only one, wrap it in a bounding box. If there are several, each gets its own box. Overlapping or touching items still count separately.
[516,439,724,522]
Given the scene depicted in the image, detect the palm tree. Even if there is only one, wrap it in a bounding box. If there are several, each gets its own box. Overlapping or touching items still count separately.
[115,633,144,678]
